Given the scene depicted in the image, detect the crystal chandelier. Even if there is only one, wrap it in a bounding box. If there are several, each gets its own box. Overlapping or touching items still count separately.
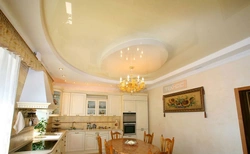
[119,66,145,93]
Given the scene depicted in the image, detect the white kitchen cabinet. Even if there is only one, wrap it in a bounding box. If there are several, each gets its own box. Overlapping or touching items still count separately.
[66,131,85,152]
[123,100,136,112]
[136,101,148,129]
[99,131,109,149]
[84,132,98,151]
[61,93,86,116]
[122,95,147,112]
[61,92,71,116]
[122,94,148,140]
[84,131,109,153]
[70,93,86,116]
[50,133,66,154]
[86,99,107,116]
[136,128,148,141]
[108,95,122,116]
[123,134,137,139]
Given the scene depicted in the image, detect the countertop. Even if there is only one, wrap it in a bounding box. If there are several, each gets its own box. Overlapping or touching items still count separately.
[11,129,123,154]
[11,130,67,154]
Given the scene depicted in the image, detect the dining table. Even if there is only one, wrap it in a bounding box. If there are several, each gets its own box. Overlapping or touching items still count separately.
[106,138,160,154]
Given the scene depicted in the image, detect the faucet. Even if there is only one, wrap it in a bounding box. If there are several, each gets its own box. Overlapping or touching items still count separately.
[71,121,76,130]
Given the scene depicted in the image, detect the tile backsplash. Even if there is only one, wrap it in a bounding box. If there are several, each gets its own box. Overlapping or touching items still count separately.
[48,116,121,131]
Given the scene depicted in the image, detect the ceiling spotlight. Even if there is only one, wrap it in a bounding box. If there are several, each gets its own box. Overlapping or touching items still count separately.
[62,75,65,77]
[59,68,63,70]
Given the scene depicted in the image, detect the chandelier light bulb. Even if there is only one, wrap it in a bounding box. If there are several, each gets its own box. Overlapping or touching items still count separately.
[118,66,145,93]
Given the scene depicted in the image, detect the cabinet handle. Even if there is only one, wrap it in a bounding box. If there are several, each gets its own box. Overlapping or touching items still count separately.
[75,132,79,134]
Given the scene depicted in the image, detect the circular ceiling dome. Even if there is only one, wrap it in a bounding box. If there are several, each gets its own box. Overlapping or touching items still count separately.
[100,39,168,79]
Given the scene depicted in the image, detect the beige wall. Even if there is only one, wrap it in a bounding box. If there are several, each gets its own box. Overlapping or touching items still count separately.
[148,52,250,154]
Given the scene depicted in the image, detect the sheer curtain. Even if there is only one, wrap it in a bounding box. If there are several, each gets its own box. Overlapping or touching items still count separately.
[0,47,21,153]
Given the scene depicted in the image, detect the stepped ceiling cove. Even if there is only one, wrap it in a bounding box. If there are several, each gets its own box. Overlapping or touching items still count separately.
[1,0,250,90]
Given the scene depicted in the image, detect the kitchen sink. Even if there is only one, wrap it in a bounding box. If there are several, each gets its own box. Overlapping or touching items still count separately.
[33,133,61,140]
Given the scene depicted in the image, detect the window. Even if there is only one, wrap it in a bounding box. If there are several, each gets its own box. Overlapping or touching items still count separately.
[0,47,21,153]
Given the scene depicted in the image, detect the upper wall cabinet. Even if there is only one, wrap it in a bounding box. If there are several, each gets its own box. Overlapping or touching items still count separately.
[86,99,107,116]
[61,93,71,116]
[108,95,122,116]
[70,93,86,116]
[122,95,148,112]
[61,93,86,116]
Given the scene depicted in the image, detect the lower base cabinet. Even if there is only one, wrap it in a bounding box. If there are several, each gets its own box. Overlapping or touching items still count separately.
[136,128,148,141]
[50,133,66,154]
[66,131,85,152]
[84,132,98,151]
[84,131,110,153]
[66,130,120,153]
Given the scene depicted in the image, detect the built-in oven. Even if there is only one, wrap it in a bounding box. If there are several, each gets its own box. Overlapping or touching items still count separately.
[123,123,136,135]
[123,112,136,123]
[123,112,136,135]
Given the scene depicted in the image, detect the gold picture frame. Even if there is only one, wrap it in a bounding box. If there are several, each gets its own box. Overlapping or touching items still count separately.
[163,86,206,117]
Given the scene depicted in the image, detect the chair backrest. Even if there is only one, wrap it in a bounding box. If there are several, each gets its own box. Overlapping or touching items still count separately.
[160,135,175,154]
[110,130,123,139]
[144,131,154,144]
[104,139,114,154]
[96,134,102,154]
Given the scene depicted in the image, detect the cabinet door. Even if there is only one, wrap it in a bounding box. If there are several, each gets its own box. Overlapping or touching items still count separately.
[108,95,122,116]
[70,93,86,116]
[136,128,148,140]
[66,132,85,151]
[123,100,136,112]
[85,132,98,150]
[86,100,96,115]
[136,101,148,129]
[99,132,109,149]
[97,100,107,116]
[61,93,71,116]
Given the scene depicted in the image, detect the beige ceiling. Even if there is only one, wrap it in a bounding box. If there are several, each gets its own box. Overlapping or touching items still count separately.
[1,0,250,89]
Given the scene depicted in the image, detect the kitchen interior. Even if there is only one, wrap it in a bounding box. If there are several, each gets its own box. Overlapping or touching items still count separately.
[1,1,250,154]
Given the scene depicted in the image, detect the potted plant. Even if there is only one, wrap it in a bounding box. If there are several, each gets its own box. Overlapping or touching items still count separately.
[34,118,47,135]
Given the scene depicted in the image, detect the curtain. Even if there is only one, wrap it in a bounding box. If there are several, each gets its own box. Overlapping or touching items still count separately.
[0,47,21,153]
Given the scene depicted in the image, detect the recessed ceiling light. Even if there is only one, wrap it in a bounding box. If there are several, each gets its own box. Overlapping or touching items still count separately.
[62,75,65,77]
[65,2,72,14]
[59,68,63,70]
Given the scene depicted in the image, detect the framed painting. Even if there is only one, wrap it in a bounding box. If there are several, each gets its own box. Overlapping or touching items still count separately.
[163,86,206,116]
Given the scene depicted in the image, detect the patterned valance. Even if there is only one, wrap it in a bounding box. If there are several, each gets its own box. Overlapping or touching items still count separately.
[0,10,44,71]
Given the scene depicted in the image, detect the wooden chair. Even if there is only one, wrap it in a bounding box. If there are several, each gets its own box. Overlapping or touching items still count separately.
[104,139,114,154]
[160,135,175,154]
[144,131,154,144]
[110,130,123,139]
[96,134,102,154]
